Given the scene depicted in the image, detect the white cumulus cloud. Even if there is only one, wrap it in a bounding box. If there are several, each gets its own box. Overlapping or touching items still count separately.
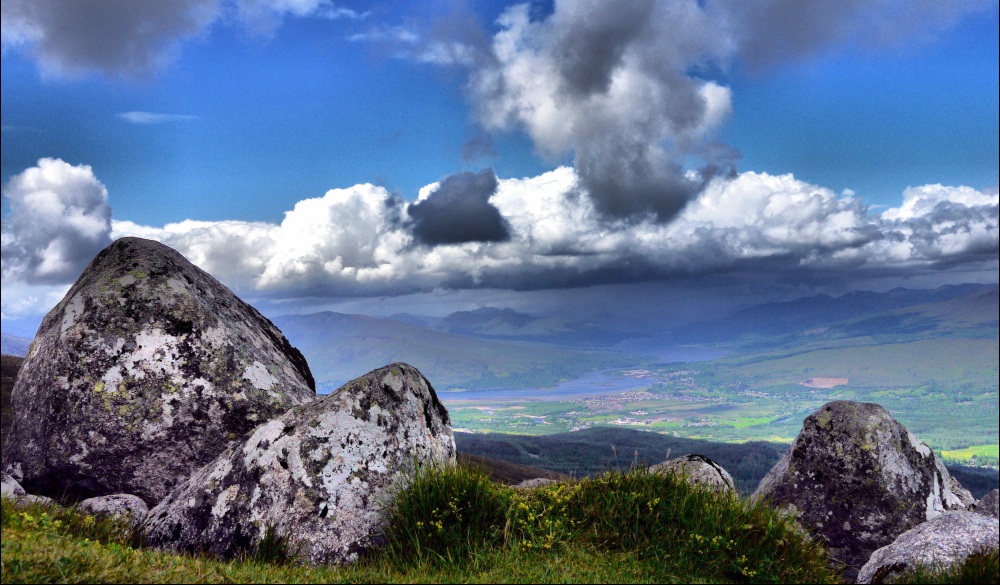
[1,158,113,285]
[3,161,997,320]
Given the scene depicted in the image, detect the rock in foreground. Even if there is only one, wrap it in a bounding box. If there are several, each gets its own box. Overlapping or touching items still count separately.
[649,454,735,493]
[752,401,973,575]
[2,237,315,505]
[78,494,149,527]
[974,489,999,519]
[857,511,1000,584]
[143,363,455,565]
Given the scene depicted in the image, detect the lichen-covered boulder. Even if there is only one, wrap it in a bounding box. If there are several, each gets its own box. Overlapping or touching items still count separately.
[752,401,973,575]
[143,363,455,565]
[2,237,315,505]
[974,489,999,519]
[78,494,149,527]
[649,454,735,493]
[857,511,1000,584]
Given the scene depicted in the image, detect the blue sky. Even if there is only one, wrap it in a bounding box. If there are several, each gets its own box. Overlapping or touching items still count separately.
[2,1,998,333]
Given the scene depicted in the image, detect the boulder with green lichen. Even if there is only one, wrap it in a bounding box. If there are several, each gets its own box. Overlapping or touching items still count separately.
[2,237,316,505]
[753,400,974,579]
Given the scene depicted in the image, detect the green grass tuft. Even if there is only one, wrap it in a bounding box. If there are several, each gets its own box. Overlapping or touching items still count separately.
[381,464,840,583]
[888,549,1000,584]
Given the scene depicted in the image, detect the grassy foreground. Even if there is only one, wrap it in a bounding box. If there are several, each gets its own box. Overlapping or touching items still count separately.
[2,465,996,584]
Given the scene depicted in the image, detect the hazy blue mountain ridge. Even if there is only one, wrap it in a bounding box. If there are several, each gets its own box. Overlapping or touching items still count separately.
[0,333,31,357]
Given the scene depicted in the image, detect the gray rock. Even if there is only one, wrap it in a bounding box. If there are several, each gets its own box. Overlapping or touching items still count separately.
[973,489,999,519]
[23,494,56,505]
[752,401,973,574]
[649,454,735,493]
[143,363,455,565]
[858,511,1000,584]
[2,237,315,505]
[513,478,558,490]
[1,471,26,499]
[78,494,149,527]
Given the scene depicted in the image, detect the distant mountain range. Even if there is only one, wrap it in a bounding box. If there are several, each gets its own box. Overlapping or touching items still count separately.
[0,334,31,357]
[272,312,637,392]
[670,283,996,345]
[4,284,996,392]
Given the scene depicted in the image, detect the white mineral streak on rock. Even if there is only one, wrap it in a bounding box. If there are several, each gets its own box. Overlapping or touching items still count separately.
[908,431,932,457]
[212,485,239,518]
[60,294,84,335]
[243,361,279,391]
[926,472,944,521]
[243,420,287,468]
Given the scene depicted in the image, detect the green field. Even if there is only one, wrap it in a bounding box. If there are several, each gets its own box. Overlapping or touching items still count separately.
[445,334,999,459]
[942,444,1000,466]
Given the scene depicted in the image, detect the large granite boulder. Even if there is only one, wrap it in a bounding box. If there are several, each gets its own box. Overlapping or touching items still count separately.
[2,237,315,505]
[649,454,735,493]
[857,511,1000,584]
[752,401,973,576]
[143,363,455,565]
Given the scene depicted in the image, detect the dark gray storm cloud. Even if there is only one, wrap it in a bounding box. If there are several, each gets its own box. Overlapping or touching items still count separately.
[463,0,991,225]
[407,169,511,245]
[1,0,219,77]
[727,0,997,70]
[0,0,361,78]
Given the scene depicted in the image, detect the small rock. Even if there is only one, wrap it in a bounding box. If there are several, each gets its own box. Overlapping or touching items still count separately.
[649,454,735,493]
[514,478,558,490]
[973,489,999,520]
[1,471,26,499]
[78,494,149,527]
[11,494,62,508]
[858,511,1000,584]
[752,401,973,575]
[143,363,455,565]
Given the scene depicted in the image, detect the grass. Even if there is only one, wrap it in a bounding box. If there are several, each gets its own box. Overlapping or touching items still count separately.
[889,550,1000,584]
[2,464,841,584]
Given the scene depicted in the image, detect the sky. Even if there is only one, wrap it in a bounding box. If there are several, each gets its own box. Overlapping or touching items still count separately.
[1,0,998,337]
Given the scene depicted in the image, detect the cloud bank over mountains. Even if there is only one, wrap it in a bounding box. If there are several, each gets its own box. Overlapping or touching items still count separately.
[2,158,996,318]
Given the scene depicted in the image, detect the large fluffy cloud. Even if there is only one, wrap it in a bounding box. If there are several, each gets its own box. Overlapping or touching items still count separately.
[97,168,1000,294]
[2,159,996,319]
[1,158,113,284]
[458,0,993,223]
[469,1,734,223]
[0,0,363,78]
